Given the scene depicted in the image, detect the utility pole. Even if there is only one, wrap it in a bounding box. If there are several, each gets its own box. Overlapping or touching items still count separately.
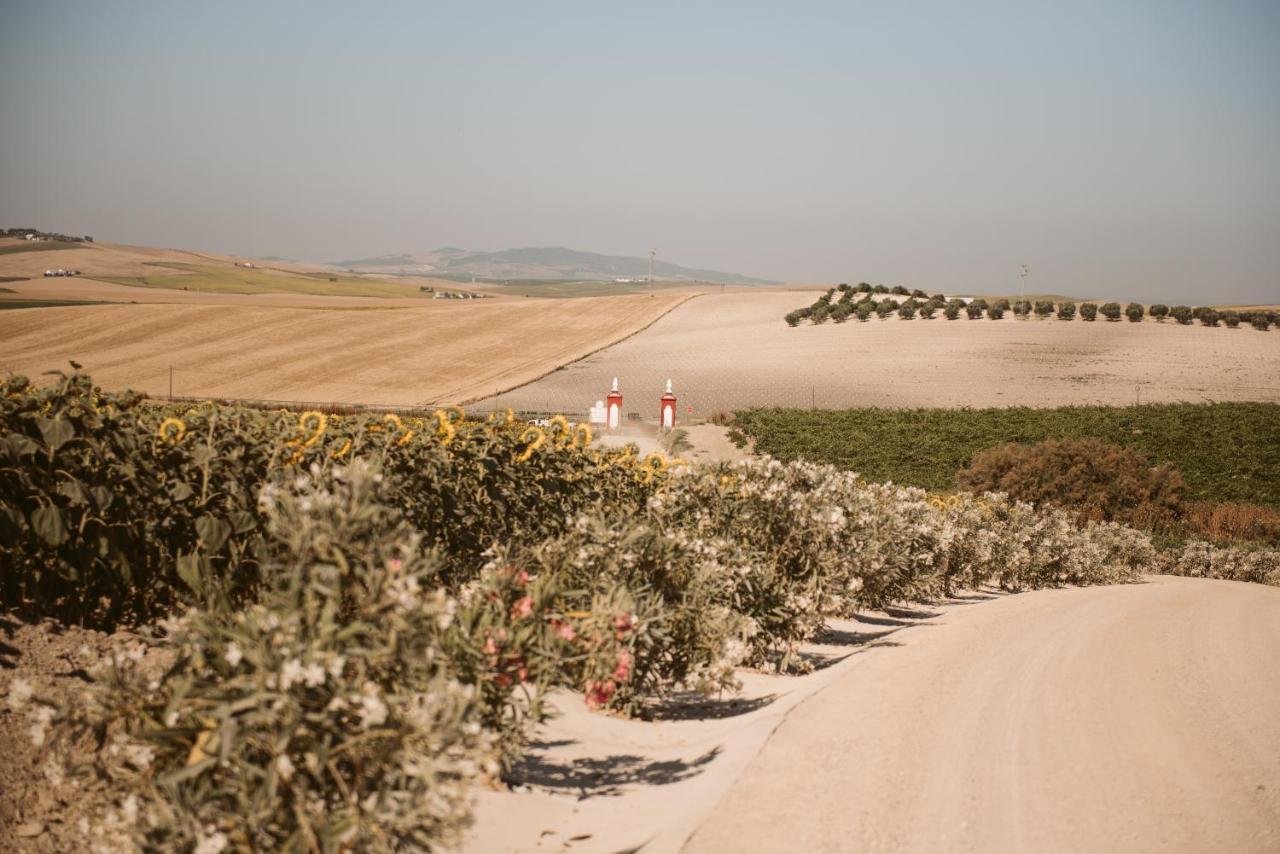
[1019,264,1030,302]
[169,364,173,398]
[648,246,656,284]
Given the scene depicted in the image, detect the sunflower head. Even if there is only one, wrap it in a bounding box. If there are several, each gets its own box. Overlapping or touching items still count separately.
[517,425,547,462]
[158,417,186,444]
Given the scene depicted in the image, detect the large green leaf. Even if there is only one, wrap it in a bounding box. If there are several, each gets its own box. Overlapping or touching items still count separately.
[31,504,68,546]
[37,417,75,453]
[196,515,232,553]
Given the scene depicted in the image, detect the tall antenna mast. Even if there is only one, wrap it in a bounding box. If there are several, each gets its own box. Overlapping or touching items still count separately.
[1019,264,1030,301]
[649,245,656,284]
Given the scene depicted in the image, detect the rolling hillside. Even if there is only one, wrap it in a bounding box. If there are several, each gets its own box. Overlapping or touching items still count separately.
[329,246,779,285]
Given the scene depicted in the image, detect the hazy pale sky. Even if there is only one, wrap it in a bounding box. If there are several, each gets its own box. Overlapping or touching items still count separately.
[2,1,1278,302]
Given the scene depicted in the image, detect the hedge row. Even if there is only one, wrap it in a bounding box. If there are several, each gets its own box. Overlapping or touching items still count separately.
[785,286,1278,329]
[4,373,1278,851]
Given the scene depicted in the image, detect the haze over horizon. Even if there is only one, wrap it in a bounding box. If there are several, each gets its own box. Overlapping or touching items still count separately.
[1,1,1278,303]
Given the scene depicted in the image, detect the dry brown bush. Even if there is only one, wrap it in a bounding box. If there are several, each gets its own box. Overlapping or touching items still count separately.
[957,437,1184,526]
[1182,501,1280,545]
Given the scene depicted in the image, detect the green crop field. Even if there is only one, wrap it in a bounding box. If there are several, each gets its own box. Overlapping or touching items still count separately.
[0,298,111,310]
[92,262,427,298]
[434,276,707,298]
[732,403,1280,508]
[0,241,88,256]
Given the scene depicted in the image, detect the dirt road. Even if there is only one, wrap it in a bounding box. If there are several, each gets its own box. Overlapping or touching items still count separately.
[685,576,1280,853]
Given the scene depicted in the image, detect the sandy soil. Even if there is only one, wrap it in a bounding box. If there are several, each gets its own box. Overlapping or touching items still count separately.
[0,294,690,406]
[479,291,1280,414]
[462,576,1280,854]
[0,616,168,851]
[687,576,1280,854]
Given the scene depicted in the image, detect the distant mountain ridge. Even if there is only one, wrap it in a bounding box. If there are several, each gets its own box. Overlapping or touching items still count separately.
[326,246,778,285]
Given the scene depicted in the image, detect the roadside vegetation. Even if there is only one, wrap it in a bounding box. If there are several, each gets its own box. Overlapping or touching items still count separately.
[783,284,1279,330]
[2,372,1277,850]
[733,405,1280,549]
[732,403,1279,508]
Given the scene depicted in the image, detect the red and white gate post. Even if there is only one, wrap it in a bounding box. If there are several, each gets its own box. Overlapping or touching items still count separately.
[606,377,623,430]
[660,379,676,430]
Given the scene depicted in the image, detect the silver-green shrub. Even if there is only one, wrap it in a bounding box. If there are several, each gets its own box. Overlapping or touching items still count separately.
[56,461,495,852]
[1170,541,1280,586]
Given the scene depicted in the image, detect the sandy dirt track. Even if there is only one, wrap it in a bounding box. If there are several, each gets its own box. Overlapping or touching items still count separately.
[482,291,1280,413]
[0,294,689,406]
[685,576,1280,854]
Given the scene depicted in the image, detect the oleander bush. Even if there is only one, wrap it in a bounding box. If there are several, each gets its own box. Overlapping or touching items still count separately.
[1034,300,1055,319]
[1080,302,1098,321]
[1125,302,1145,322]
[1252,314,1271,331]
[1150,304,1169,321]
[48,462,498,852]
[1057,301,1076,320]
[1171,304,1193,324]
[1223,311,1240,328]
[1168,541,1280,586]
[1199,308,1220,327]
[1100,302,1122,321]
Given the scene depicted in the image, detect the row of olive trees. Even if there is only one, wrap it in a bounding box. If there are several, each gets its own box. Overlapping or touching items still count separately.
[786,289,1277,330]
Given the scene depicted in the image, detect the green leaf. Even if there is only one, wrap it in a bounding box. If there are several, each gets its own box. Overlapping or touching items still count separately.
[2,433,40,458]
[37,417,75,453]
[176,552,205,597]
[31,504,68,546]
[58,478,90,506]
[196,516,232,552]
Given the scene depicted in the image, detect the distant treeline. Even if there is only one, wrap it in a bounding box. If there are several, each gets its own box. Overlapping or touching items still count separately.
[2,228,93,242]
[785,284,1277,331]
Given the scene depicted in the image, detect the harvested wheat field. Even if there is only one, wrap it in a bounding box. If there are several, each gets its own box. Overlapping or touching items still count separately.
[0,293,689,405]
[480,291,1280,413]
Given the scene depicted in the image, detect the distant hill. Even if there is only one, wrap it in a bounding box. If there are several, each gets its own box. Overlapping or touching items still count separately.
[327,246,779,285]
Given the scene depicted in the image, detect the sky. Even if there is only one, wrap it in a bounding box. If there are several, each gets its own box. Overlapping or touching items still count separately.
[1,1,1278,302]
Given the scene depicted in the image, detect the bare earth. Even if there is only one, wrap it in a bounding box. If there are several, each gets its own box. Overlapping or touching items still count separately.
[463,577,1280,854]
[0,294,689,406]
[481,291,1280,414]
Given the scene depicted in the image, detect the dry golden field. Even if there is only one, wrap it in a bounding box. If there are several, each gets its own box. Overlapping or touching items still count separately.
[0,294,690,406]
[0,239,463,303]
[482,291,1280,413]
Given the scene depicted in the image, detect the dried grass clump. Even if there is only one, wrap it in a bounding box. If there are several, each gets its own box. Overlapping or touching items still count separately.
[1182,500,1280,545]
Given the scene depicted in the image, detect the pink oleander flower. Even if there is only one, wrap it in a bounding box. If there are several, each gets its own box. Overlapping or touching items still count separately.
[612,648,632,682]
[584,679,616,709]
[510,596,533,620]
[553,620,576,641]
